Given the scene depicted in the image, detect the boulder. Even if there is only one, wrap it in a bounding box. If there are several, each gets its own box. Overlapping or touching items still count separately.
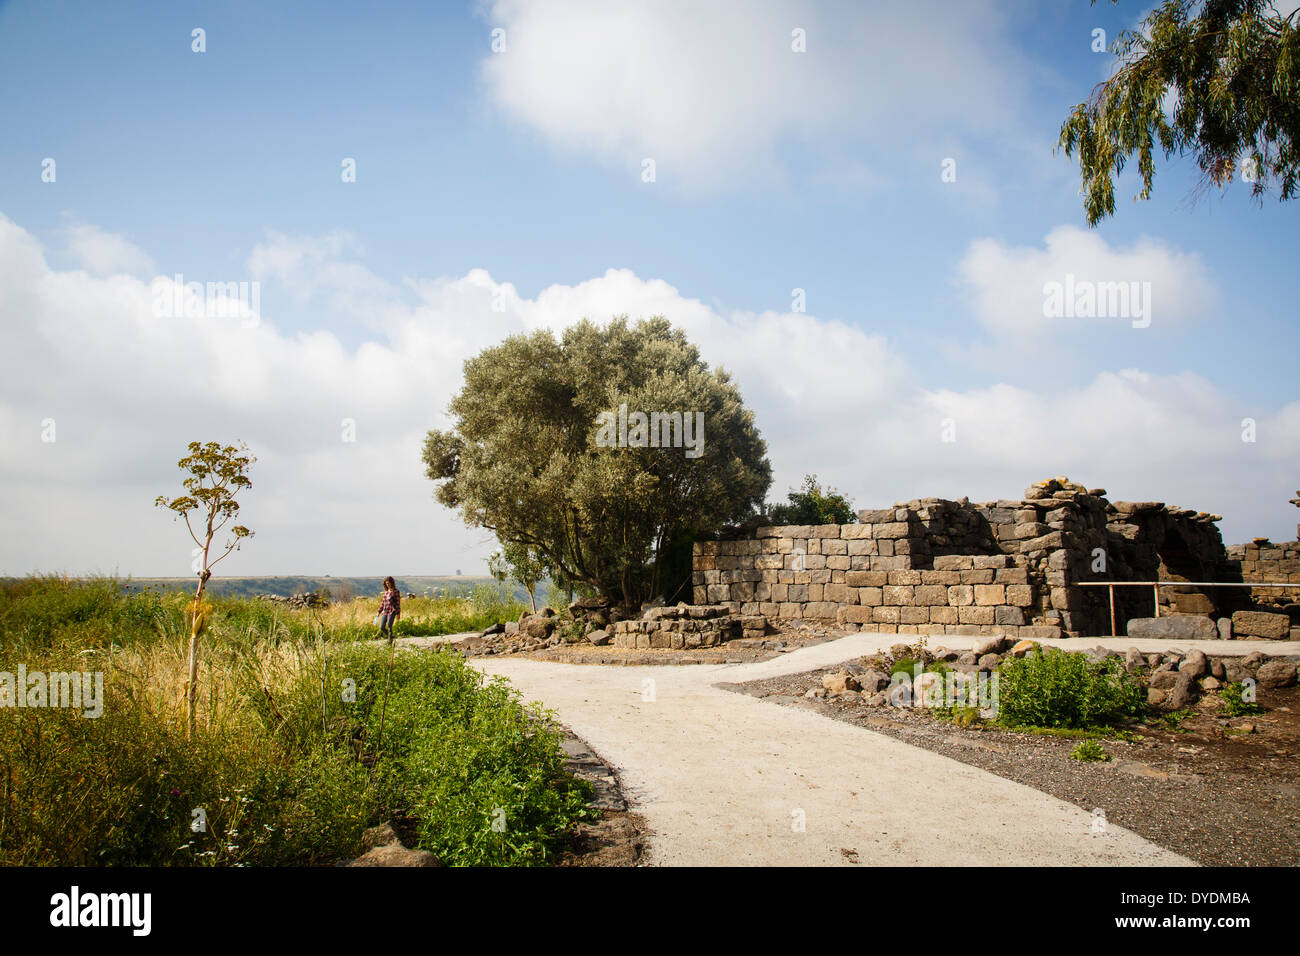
[822,671,861,694]
[1167,671,1198,710]
[586,628,611,646]
[856,670,891,694]
[1199,676,1223,691]
[481,622,505,637]
[1231,610,1291,640]
[977,653,1002,671]
[1124,647,1145,672]
[359,822,399,852]
[972,637,1008,657]
[1149,670,1179,690]
[914,671,942,702]
[1009,639,1039,658]
[1217,617,1233,641]
[346,823,441,867]
[1127,616,1217,641]
[1255,659,1298,689]
[347,844,441,867]
[523,616,554,640]
[1178,649,1208,677]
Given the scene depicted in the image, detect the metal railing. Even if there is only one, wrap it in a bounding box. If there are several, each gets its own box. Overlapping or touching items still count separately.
[1075,580,1298,637]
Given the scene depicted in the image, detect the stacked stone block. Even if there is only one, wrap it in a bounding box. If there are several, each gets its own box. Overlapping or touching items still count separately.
[693,477,1248,639]
[1227,539,1300,605]
[610,604,746,649]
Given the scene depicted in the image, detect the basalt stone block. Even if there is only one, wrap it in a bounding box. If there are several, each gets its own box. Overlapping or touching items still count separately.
[933,555,974,571]
[994,606,1025,626]
[1005,584,1034,607]
[1231,610,1291,640]
[1127,616,1218,641]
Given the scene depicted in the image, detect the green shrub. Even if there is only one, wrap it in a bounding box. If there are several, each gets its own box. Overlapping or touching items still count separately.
[1069,739,1110,762]
[0,579,590,867]
[996,648,1144,729]
[1220,681,1264,717]
[890,657,920,678]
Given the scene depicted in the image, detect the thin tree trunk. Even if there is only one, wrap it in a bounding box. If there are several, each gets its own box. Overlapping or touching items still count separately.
[187,577,205,741]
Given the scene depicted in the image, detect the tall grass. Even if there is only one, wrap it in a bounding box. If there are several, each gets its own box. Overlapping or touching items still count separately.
[0,577,587,866]
[0,576,528,657]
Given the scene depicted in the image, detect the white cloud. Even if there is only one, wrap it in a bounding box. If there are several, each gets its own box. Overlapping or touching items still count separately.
[0,213,1295,579]
[62,223,156,277]
[956,225,1218,336]
[477,0,1031,190]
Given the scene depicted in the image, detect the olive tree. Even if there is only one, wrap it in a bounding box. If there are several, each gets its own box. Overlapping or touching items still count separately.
[155,441,255,739]
[424,317,771,610]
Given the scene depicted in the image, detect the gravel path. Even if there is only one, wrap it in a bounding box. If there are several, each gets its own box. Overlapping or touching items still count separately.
[469,635,1202,866]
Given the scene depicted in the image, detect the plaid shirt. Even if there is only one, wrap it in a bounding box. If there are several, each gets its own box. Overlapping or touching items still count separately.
[379,589,400,616]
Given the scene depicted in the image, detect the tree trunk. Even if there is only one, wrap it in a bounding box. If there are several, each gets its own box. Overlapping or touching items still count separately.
[187,586,202,741]
[187,567,211,741]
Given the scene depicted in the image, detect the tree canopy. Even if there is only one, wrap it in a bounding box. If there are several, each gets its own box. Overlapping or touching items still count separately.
[765,474,857,526]
[1059,0,1300,225]
[424,317,771,609]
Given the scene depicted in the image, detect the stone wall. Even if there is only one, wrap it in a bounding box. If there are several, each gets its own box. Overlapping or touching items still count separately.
[1227,538,1300,606]
[694,477,1244,639]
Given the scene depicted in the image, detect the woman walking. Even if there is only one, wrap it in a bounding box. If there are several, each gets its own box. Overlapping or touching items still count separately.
[377,576,401,641]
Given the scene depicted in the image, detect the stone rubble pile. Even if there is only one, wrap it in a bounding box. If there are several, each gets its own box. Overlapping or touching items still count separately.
[258,591,329,609]
[463,596,769,656]
[807,639,1299,713]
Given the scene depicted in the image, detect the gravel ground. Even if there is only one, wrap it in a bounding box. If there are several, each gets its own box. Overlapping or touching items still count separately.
[725,661,1300,866]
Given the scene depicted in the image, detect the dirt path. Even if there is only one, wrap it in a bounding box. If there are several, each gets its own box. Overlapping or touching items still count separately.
[466,633,1226,866]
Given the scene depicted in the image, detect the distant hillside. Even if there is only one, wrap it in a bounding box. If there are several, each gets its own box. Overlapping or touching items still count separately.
[117,575,542,605]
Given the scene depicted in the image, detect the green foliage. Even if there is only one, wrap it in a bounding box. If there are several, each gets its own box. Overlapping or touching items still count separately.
[154,440,256,575]
[1219,681,1264,716]
[935,705,981,728]
[1059,0,1300,224]
[766,474,856,525]
[1157,708,1195,731]
[890,657,920,678]
[996,648,1145,729]
[489,541,547,611]
[1069,739,1111,762]
[0,579,590,866]
[423,316,772,608]
[0,577,528,655]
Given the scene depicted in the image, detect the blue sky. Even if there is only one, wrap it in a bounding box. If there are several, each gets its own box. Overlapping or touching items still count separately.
[0,0,1296,576]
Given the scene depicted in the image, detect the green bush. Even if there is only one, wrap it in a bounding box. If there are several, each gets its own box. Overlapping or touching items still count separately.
[1219,681,1264,717]
[996,648,1145,729]
[766,474,856,525]
[1069,739,1110,762]
[0,579,590,867]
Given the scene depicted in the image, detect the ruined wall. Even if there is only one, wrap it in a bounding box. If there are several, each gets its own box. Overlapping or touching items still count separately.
[1227,538,1300,606]
[693,478,1240,639]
